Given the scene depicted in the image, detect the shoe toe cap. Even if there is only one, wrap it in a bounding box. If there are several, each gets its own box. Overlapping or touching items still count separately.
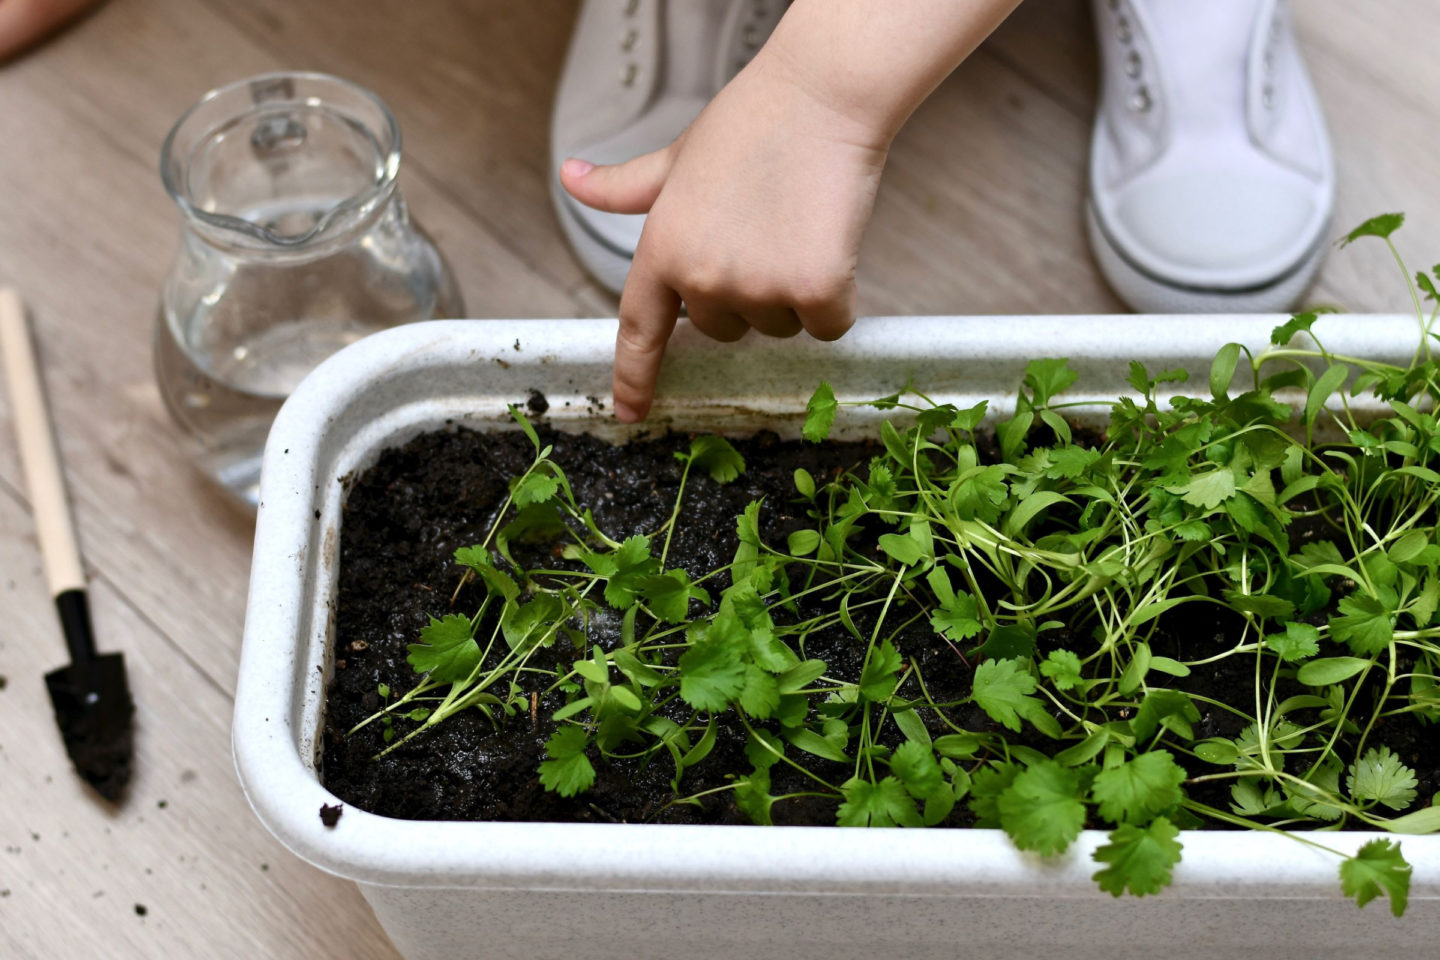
[1108,165,1327,289]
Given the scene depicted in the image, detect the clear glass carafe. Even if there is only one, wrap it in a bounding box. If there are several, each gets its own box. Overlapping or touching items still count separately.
[156,72,462,507]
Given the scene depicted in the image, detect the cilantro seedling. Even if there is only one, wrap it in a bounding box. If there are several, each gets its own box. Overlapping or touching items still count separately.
[348,217,1440,914]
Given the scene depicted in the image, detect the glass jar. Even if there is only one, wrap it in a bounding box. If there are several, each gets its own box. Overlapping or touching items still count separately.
[156,72,463,507]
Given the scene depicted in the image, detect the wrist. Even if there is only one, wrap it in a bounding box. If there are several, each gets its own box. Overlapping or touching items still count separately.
[758,0,1023,144]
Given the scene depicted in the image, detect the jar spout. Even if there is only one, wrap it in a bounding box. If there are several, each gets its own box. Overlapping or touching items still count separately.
[161,72,402,251]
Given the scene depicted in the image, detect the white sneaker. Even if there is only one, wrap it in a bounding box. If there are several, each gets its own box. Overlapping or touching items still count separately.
[551,0,788,294]
[1086,0,1335,312]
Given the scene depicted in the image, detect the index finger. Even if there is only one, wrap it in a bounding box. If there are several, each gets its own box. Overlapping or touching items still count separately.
[612,259,682,423]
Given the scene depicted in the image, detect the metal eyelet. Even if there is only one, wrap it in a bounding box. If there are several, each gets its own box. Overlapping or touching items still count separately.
[623,0,640,15]
[1262,85,1276,109]
[620,28,638,52]
[1124,49,1142,79]
[1129,85,1152,113]
[1116,16,1133,44]
[620,62,639,86]
[743,23,762,50]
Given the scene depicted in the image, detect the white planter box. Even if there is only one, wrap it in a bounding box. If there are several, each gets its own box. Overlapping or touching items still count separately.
[234,316,1440,960]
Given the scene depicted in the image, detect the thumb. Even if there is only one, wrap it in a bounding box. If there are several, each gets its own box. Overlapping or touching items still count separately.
[560,147,673,215]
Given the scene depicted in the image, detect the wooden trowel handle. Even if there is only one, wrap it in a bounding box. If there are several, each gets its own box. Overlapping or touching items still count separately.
[0,289,87,600]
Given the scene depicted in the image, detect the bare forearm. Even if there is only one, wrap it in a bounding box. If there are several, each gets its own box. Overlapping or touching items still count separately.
[762,0,1023,145]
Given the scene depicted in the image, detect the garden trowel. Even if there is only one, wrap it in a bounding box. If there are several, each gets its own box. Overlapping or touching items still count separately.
[1,289,134,802]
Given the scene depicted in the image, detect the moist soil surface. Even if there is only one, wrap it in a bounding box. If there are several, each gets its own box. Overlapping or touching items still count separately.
[323,423,1439,826]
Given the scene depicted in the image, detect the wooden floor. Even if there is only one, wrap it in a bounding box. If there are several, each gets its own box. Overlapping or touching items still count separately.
[0,1,1436,956]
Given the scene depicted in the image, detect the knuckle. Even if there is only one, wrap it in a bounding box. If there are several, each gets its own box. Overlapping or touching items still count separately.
[615,320,666,355]
[677,264,732,302]
[789,274,847,313]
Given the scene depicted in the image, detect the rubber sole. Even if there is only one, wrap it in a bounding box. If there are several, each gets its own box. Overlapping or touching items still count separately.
[1086,203,1328,313]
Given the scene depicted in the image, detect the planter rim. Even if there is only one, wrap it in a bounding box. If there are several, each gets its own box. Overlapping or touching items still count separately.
[234,314,1440,897]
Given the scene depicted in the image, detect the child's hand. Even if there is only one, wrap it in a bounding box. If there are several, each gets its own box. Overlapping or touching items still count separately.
[561,53,889,423]
[0,0,103,62]
[560,0,1020,422]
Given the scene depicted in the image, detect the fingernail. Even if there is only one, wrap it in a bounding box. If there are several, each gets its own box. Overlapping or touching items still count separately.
[561,158,596,179]
[614,400,641,423]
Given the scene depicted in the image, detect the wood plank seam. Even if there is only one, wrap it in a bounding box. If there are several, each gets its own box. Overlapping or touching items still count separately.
[0,471,235,703]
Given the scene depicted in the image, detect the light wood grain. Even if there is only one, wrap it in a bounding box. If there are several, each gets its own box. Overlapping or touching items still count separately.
[0,481,400,959]
[0,1,1437,957]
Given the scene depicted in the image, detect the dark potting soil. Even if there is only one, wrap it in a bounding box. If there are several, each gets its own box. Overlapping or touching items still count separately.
[322,424,1440,826]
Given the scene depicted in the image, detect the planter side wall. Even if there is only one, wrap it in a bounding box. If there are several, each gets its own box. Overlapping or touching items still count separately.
[359,885,1427,960]
[235,317,1440,960]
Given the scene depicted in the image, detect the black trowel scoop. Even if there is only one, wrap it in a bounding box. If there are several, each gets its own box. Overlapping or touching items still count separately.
[1,289,134,801]
[44,595,134,800]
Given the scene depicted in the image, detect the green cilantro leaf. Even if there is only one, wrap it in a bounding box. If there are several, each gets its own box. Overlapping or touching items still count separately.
[1412,575,1440,628]
[498,503,567,552]
[733,768,777,825]
[1418,272,1439,303]
[951,400,988,433]
[732,500,763,585]
[949,465,1010,523]
[1040,649,1084,690]
[859,639,904,702]
[1286,758,1346,822]
[787,529,822,556]
[738,664,781,719]
[598,535,660,609]
[1172,468,1237,510]
[686,435,746,484]
[1091,750,1187,824]
[865,460,898,512]
[1265,621,1321,663]
[973,623,1037,662]
[512,471,558,507]
[996,761,1086,855]
[927,567,983,641]
[405,614,479,682]
[930,593,983,643]
[677,634,746,712]
[837,776,922,828]
[1340,212,1404,247]
[970,658,1040,732]
[1045,445,1101,480]
[804,382,837,443]
[1348,746,1419,811]
[931,601,984,644]
[890,740,944,800]
[508,404,542,452]
[1092,818,1183,897]
[1024,358,1078,406]
[1329,593,1395,656]
[638,569,709,624]
[1127,360,1151,395]
[1130,688,1200,742]
[878,532,924,566]
[537,726,597,797]
[1271,312,1318,346]
[967,761,1020,826]
[453,546,519,601]
[792,468,816,498]
[500,594,563,651]
[1340,839,1411,917]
